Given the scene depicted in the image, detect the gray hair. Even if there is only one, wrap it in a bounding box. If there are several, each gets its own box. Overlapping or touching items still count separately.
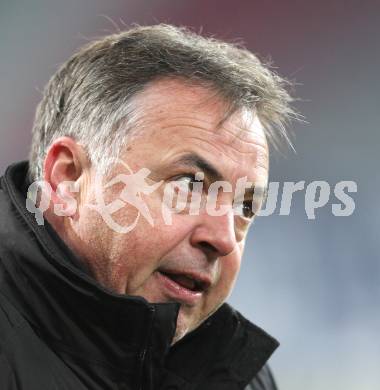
[28,24,297,182]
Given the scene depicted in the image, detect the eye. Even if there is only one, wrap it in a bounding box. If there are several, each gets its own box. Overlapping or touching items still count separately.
[168,174,204,213]
[172,173,205,193]
[234,200,255,220]
[173,174,196,191]
[243,200,255,219]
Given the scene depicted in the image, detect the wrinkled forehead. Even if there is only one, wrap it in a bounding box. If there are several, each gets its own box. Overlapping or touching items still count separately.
[127,77,268,148]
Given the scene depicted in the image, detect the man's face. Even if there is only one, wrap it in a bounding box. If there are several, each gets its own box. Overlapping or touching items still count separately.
[71,79,269,342]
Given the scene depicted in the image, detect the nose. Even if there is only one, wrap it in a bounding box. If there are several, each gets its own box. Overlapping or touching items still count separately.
[189,207,237,258]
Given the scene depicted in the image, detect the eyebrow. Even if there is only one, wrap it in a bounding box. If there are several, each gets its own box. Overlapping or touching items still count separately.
[173,153,268,202]
[172,153,225,182]
[171,152,268,201]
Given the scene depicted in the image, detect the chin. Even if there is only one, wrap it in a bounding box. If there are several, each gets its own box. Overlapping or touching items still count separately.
[175,301,225,344]
[172,305,211,345]
[171,307,197,345]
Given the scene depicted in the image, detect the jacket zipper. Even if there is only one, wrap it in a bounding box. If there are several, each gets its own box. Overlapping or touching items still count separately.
[138,306,155,390]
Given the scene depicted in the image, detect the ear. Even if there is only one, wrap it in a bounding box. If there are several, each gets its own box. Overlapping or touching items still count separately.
[43,137,90,217]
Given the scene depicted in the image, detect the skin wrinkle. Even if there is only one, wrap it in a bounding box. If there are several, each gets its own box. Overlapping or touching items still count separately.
[146,154,263,234]
[171,134,265,163]
[29,26,295,184]
[157,146,257,205]
[142,116,268,163]
[138,117,267,153]
[167,140,267,186]
[45,79,269,344]
[148,115,268,169]
[128,80,264,146]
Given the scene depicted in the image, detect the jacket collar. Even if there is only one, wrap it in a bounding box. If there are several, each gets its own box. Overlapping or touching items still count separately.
[0,161,279,389]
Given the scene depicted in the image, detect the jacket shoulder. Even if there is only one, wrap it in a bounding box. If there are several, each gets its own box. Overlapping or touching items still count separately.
[245,364,278,390]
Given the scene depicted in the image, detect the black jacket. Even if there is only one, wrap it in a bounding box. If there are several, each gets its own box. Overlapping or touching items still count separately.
[0,161,279,390]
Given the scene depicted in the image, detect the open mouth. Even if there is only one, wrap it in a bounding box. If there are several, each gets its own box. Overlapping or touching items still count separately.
[159,270,207,292]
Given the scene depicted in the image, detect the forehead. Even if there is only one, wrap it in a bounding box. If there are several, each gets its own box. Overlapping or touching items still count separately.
[126,78,269,184]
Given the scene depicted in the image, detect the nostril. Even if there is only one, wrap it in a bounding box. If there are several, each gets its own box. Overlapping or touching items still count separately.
[198,241,218,254]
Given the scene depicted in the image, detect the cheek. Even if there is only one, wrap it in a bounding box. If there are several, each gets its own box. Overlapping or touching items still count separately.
[213,254,241,301]
[116,216,192,289]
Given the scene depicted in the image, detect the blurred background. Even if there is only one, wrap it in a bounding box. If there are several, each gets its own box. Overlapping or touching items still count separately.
[1,1,379,389]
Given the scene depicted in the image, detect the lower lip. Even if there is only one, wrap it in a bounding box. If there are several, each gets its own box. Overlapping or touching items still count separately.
[155,271,203,306]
